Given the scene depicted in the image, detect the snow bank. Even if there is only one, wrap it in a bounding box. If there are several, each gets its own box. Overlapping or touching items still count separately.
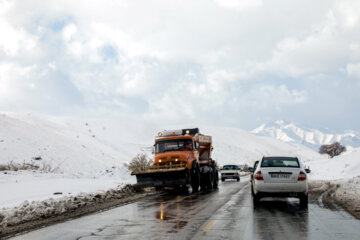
[0,171,135,208]
[308,149,360,180]
[0,184,145,230]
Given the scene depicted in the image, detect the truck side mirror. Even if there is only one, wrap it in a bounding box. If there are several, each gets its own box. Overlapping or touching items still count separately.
[195,142,200,149]
[305,168,311,174]
[152,146,155,155]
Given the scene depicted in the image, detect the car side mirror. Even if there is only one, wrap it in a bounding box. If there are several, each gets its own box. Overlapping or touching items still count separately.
[305,168,311,174]
[249,167,254,173]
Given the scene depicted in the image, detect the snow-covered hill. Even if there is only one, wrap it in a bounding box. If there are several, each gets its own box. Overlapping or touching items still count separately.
[251,120,360,151]
[0,113,323,177]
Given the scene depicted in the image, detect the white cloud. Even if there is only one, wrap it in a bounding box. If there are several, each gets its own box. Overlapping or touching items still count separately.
[213,0,263,11]
[0,1,36,56]
[257,3,360,78]
[62,23,77,41]
[0,63,37,101]
[346,63,360,78]
[0,0,360,130]
[243,85,308,111]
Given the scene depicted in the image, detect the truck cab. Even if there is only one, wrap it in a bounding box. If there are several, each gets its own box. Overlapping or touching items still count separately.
[132,128,218,191]
[153,135,199,170]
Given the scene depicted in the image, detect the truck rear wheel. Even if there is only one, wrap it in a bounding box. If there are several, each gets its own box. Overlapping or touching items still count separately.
[191,163,200,192]
[206,171,214,190]
[213,168,219,189]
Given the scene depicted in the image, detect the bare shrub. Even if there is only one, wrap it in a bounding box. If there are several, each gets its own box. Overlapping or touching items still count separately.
[242,164,249,172]
[319,142,346,158]
[123,153,153,172]
[0,161,40,171]
[0,165,8,171]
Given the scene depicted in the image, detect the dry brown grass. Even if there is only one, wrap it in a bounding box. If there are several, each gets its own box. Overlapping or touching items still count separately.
[0,161,39,171]
[0,161,58,172]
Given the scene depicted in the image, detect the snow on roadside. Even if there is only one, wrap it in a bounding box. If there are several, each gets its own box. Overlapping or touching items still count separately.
[0,184,146,231]
[308,149,360,180]
[0,170,135,208]
[333,176,360,219]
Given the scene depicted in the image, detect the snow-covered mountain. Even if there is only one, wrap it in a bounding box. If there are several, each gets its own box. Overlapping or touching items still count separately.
[251,120,360,151]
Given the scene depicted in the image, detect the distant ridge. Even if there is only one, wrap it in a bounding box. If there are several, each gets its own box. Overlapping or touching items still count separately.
[252,120,360,151]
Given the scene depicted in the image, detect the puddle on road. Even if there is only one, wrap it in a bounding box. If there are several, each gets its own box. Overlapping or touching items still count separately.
[249,198,360,240]
[154,189,219,233]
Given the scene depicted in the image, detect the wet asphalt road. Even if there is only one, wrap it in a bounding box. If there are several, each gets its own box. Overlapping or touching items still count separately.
[11,176,360,240]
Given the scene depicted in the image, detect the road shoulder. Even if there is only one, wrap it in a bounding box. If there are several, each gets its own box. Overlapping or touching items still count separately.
[309,178,360,219]
[0,185,156,239]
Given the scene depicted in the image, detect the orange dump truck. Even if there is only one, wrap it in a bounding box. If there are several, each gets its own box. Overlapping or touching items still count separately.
[131,128,218,191]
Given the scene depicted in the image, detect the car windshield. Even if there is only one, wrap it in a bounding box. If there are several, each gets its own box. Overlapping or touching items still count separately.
[223,165,239,170]
[155,139,193,153]
[261,157,300,168]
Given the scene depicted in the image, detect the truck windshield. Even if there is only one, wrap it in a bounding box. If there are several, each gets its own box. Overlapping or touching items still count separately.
[155,139,193,153]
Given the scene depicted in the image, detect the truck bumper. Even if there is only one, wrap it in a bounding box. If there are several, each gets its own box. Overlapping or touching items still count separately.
[132,167,189,187]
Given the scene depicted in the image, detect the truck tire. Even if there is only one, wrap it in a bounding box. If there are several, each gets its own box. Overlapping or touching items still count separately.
[206,171,214,190]
[237,177,240,182]
[213,168,219,189]
[191,162,200,192]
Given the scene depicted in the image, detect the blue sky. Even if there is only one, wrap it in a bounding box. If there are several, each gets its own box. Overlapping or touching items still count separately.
[0,0,360,131]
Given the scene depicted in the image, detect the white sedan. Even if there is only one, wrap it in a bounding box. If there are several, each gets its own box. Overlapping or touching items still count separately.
[251,156,309,206]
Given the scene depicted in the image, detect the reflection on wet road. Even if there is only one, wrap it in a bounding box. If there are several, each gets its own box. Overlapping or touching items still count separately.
[11,177,360,240]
